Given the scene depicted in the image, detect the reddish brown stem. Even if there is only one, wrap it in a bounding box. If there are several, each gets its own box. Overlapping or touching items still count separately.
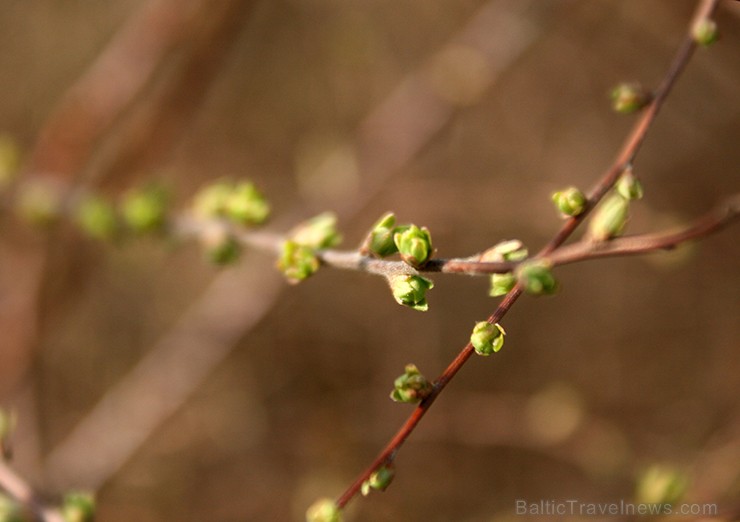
[336,0,721,510]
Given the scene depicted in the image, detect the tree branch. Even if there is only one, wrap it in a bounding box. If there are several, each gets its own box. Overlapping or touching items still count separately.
[335,0,722,509]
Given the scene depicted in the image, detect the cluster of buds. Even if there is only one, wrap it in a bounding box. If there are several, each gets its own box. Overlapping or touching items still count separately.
[470,321,506,356]
[192,180,271,265]
[390,364,432,404]
[305,498,342,522]
[277,213,341,283]
[481,240,528,297]
[361,465,395,496]
[192,180,270,226]
[362,212,434,268]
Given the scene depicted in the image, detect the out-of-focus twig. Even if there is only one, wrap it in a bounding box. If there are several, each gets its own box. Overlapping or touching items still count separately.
[0,461,64,522]
[43,0,544,492]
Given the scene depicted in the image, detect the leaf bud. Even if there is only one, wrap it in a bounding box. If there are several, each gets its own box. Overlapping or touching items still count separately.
[290,212,342,250]
[120,184,169,234]
[479,239,528,263]
[489,272,517,297]
[361,465,395,496]
[225,181,270,225]
[692,18,719,46]
[74,195,119,241]
[277,240,319,283]
[470,321,506,356]
[305,498,342,522]
[390,364,432,403]
[588,192,630,241]
[61,492,95,522]
[393,224,433,268]
[615,168,643,200]
[192,181,233,219]
[361,212,398,257]
[636,465,689,507]
[610,83,652,114]
[551,187,587,217]
[388,275,434,311]
[516,260,558,296]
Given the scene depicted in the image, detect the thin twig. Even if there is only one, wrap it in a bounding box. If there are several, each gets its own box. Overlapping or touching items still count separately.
[0,461,64,522]
[336,0,722,509]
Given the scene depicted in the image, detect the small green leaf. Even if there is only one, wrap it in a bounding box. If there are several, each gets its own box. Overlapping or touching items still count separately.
[290,212,342,250]
[489,272,517,297]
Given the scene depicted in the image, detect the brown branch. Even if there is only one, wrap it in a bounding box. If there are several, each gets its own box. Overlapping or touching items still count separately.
[336,0,722,510]
[0,461,64,522]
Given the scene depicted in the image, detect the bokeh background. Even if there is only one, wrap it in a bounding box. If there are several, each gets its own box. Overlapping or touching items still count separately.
[1,1,739,520]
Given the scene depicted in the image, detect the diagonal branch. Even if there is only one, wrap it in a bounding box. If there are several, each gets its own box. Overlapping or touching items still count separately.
[336,0,722,509]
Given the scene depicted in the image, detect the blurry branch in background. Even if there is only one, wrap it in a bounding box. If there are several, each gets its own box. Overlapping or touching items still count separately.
[40,0,543,494]
[0,461,64,522]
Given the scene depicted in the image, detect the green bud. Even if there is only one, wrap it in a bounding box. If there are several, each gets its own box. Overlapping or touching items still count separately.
[305,498,341,522]
[290,212,342,250]
[361,212,398,257]
[199,223,241,265]
[74,195,119,240]
[120,184,169,233]
[479,239,528,263]
[0,494,23,522]
[15,179,63,226]
[610,83,652,114]
[588,192,630,241]
[692,18,719,46]
[394,224,433,268]
[0,135,21,189]
[489,272,517,297]
[361,465,395,496]
[0,408,17,460]
[192,181,233,219]
[636,465,689,506]
[551,187,587,217]
[390,364,432,403]
[278,240,319,283]
[470,321,506,356]
[616,169,643,200]
[61,492,95,522]
[389,275,433,311]
[225,181,270,225]
[516,260,558,296]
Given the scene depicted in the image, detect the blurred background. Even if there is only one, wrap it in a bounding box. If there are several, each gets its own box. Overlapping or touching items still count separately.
[0,0,739,520]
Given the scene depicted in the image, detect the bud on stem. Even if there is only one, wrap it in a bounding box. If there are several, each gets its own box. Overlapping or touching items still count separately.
[390,364,432,403]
